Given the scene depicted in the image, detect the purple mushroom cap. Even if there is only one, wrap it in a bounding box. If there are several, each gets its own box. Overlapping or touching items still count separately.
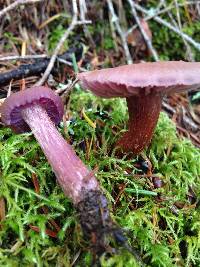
[78,61,200,98]
[0,86,64,133]
[77,61,200,154]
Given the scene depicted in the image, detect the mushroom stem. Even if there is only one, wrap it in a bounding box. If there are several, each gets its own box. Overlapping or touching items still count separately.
[21,104,130,256]
[21,104,99,204]
[116,93,162,154]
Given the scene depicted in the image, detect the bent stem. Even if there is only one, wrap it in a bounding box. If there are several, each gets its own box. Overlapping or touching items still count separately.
[117,93,162,154]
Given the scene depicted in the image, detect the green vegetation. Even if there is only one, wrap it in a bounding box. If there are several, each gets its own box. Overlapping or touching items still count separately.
[150,20,200,61]
[48,24,69,52]
[146,1,200,61]
[1,1,200,266]
[0,89,199,266]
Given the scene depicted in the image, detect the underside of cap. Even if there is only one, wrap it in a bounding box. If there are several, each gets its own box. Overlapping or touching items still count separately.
[0,86,64,133]
[78,61,200,98]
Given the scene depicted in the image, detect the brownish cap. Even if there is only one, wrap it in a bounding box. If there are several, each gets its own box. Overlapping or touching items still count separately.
[78,61,200,98]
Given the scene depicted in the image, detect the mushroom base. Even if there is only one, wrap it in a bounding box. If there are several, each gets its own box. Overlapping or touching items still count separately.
[116,93,162,154]
[76,190,128,256]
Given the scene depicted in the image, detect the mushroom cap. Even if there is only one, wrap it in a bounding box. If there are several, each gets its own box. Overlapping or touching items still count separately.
[0,86,64,133]
[78,61,200,98]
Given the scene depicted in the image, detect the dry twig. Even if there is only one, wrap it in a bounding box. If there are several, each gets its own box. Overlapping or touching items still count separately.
[127,0,159,61]
[35,0,78,86]
[162,99,200,139]
[197,2,200,17]
[134,3,200,52]
[0,47,83,86]
[79,0,96,48]
[0,0,42,19]
[0,54,47,62]
[106,0,132,64]
[164,0,194,61]
[35,0,91,86]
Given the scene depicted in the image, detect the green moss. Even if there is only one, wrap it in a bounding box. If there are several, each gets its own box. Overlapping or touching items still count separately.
[0,89,200,266]
[48,24,69,52]
[150,19,200,61]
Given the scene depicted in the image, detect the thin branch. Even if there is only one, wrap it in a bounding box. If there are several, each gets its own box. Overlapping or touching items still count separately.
[162,99,199,132]
[79,0,96,48]
[0,54,47,62]
[127,0,159,61]
[126,2,174,37]
[197,2,200,17]
[35,0,79,86]
[126,1,200,38]
[74,20,92,25]
[134,3,200,52]
[106,0,132,64]
[161,0,193,61]
[108,10,119,53]
[57,58,86,72]
[172,0,194,61]
[35,0,90,86]
[0,0,42,19]
[0,47,83,86]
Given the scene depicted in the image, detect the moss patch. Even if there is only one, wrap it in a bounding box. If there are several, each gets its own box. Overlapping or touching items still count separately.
[0,89,199,266]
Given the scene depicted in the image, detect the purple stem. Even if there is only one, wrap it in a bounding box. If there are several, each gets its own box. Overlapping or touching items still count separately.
[21,104,136,259]
[21,104,99,204]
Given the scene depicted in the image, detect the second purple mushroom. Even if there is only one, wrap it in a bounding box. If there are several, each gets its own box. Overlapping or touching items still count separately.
[0,86,129,256]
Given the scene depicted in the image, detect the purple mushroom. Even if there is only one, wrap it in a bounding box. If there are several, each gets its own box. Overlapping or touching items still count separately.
[78,61,200,154]
[0,86,129,256]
